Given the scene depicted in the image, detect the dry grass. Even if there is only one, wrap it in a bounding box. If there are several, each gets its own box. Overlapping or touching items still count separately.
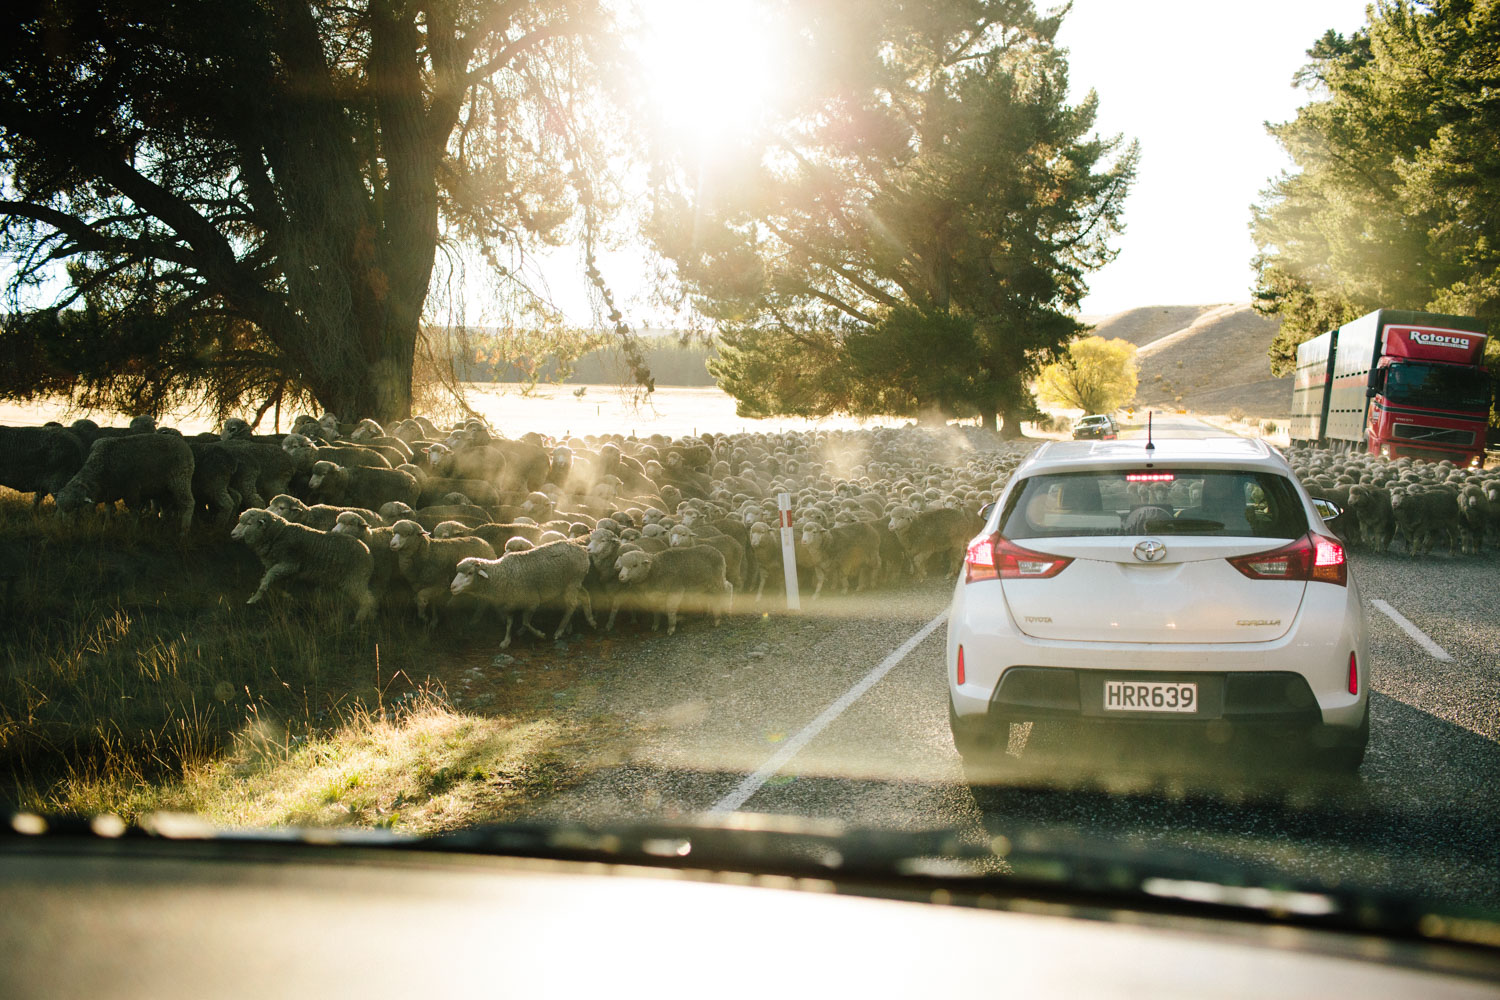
[35,691,615,834]
[0,491,610,828]
[1126,305,1293,418]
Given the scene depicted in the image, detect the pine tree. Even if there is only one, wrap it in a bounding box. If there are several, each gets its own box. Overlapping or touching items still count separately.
[651,0,1136,435]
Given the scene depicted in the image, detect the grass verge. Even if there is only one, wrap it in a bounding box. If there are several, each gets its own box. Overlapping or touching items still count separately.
[0,491,616,827]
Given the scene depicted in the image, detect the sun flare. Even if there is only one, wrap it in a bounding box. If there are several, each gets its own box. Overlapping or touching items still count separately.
[632,0,785,152]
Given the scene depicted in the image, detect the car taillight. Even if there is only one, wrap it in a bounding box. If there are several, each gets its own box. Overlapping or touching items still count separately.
[1227,533,1346,586]
[964,534,998,582]
[966,533,1073,582]
[1347,651,1358,695]
[1310,533,1347,584]
[957,644,966,685]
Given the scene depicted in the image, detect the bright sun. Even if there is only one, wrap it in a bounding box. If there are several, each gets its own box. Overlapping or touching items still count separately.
[631,0,785,153]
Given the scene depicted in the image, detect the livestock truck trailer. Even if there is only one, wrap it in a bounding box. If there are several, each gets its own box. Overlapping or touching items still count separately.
[1289,308,1491,467]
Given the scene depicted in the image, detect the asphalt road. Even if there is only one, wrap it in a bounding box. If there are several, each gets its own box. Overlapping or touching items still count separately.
[517,549,1500,909]
[1118,412,1228,439]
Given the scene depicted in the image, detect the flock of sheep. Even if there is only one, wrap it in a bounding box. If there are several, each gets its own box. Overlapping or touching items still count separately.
[0,413,1030,644]
[1286,446,1500,557]
[2,415,1494,650]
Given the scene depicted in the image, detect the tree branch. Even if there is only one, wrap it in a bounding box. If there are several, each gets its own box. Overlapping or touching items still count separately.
[0,200,199,270]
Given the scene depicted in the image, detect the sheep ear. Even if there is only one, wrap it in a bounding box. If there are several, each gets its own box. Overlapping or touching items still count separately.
[477,568,489,579]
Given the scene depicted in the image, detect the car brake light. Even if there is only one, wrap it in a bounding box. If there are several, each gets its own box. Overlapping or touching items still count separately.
[965,534,1074,582]
[964,534,998,582]
[1347,651,1357,695]
[957,644,966,685]
[1310,534,1346,584]
[1226,533,1346,586]
[1126,472,1174,482]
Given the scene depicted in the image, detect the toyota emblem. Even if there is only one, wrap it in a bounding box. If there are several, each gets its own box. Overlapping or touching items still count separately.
[1133,539,1167,563]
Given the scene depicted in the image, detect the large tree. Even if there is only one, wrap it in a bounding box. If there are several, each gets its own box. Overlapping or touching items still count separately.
[0,0,626,423]
[1253,1,1500,378]
[651,0,1136,435]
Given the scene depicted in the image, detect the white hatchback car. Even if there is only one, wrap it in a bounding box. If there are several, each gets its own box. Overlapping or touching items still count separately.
[947,438,1369,771]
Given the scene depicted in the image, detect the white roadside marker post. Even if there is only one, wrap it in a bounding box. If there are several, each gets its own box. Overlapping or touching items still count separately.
[778,492,801,611]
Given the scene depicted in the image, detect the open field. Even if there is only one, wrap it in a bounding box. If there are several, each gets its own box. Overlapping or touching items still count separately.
[0,383,915,440]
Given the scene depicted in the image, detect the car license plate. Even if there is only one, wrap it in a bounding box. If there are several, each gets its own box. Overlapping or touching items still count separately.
[1103,681,1198,713]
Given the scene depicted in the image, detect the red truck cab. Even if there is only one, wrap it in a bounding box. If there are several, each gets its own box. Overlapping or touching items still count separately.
[1291,309,1491,467]
[1365,322,1490,464]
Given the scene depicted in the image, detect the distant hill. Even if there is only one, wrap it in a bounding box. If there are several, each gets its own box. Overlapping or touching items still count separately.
[461,303,1294,416]
[1086,305,1228,348]
[1086,304,1292,419]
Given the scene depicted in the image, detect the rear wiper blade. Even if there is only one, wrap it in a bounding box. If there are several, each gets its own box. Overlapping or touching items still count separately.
[1143,517,1223,532]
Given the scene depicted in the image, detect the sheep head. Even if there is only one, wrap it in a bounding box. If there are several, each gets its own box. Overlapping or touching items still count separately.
[231,508,284,545]
[281,433,318,467]
[888,506,918,533]
[450,557,490,595]
[389,519,427,552]
[615,548,653,583]
[432,521,469,539]
[799,522,829,549]
[380,501,414,524]
[307,460,343,491]
[330,511,370,539]
[267,495,306,521]
[586,530,618,558]
[53,479,93,513]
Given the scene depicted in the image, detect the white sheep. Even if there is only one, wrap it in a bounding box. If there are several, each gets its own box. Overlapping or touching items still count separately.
[450,540,595,648]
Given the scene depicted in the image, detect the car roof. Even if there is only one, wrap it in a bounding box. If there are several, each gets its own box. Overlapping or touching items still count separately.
[1077,414,1111,421]
[1019,437,1289,476]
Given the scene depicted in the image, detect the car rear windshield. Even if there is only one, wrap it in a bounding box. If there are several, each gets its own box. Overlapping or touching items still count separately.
[999,469,1308,539]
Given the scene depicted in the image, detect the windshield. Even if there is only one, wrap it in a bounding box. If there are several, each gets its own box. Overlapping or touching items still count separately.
[1384,361,1491,411]
[2,0,1498,948]
[1000,470,1307,538]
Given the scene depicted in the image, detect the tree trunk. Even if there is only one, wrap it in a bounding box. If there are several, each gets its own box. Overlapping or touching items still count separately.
[996,404,1025,439]
[980,410,997,432]
[316,322,417,425]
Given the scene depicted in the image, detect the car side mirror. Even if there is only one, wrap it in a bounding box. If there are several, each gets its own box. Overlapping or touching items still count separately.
[979,501,996,522]
[1366,386,1377,398]
[1310,497,1342,522]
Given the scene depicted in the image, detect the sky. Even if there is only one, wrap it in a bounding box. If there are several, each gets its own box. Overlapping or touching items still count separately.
[1053,0,1374,316]
[568,0,1378,326]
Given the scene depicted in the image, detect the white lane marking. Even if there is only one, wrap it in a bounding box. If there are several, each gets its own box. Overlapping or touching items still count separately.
[706,610,949,816]
[1370,599,1453,662]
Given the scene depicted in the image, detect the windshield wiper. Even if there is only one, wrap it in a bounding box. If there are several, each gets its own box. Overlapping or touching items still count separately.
[6,808,1497,950]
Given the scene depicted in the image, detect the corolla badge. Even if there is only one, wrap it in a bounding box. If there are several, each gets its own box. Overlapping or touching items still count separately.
[1133,539,1167,563]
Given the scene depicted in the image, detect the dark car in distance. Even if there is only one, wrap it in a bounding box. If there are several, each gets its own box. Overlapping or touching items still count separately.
[1072,414,1119,440]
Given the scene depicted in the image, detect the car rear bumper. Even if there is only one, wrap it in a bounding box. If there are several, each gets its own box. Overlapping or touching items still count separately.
[947,576,1369,732]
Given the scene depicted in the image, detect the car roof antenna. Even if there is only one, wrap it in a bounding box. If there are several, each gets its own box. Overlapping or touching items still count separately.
[1145,411,1155,452]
